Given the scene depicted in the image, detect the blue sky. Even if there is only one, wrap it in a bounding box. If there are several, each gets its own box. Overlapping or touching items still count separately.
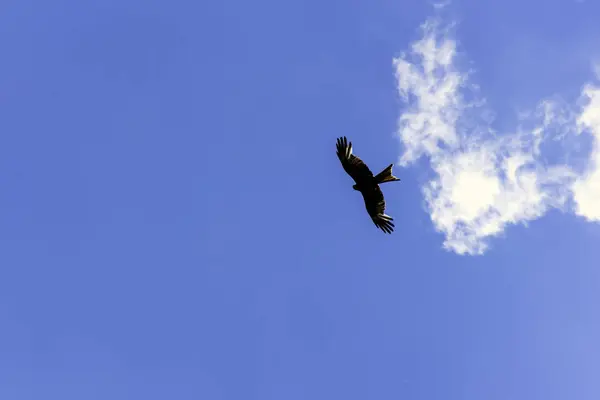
[2,0,600,398]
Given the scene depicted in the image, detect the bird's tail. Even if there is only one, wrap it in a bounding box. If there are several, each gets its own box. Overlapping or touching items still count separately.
[374,164,401,184]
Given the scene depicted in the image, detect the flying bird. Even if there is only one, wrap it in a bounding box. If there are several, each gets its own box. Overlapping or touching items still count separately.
[336,136,400,234]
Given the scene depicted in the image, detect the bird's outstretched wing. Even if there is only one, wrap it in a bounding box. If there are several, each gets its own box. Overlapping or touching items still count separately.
[336,136,373,184]
[360,186,395,234]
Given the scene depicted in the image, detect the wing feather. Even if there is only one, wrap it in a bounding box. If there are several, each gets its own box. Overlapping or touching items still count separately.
[336,136,374,184]
[360,185,395,234]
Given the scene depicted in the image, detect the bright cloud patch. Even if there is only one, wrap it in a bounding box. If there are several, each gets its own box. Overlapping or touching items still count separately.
[394,17,600,255]
[572,84,600,221]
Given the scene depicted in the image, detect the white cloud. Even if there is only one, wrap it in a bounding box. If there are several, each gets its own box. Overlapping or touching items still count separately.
[393,16,599,255]
[572,83,600,221]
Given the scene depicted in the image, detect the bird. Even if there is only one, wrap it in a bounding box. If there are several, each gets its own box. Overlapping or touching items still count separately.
[336,136,400,234]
